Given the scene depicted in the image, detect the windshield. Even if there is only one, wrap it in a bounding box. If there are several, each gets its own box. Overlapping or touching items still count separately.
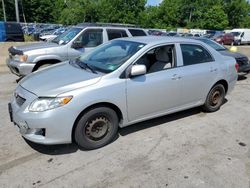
[231,32,241,36]
[52,27,82,44]
[196,38,226,51]
[77,40,145,73]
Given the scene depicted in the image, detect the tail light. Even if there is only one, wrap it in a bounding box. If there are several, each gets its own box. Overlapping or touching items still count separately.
[235,63,239,72]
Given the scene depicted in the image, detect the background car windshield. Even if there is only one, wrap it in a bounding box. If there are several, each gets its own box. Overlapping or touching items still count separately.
[231,32,241,36]
[79,40,145,73]
[198,38,226,51]
[52,27,81,44]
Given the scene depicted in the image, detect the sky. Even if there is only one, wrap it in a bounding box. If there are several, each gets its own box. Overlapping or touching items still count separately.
[147,0,163,6]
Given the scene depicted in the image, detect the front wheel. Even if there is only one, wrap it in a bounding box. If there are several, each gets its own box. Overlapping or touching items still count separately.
[202,84,225,112]
[74,107,119,150]
[37,63,52,70]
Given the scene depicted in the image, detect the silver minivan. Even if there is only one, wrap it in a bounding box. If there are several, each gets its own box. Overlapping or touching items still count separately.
[8,37,238,149]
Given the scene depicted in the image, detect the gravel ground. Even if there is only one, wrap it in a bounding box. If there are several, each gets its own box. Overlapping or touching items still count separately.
[0,42,250,188]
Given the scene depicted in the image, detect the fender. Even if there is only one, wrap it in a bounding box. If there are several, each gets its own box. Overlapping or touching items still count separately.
[33,55,63,63]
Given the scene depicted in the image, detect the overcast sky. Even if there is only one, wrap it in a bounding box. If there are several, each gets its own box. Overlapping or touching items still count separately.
[147,0,163,6]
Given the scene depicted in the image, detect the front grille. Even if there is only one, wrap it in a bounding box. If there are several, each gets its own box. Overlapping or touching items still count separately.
[15,93,26,106]
[236,57,249,65]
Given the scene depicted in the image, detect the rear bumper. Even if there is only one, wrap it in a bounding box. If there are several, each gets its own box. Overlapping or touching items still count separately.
[238,63,250,73]
[6,58,35,77]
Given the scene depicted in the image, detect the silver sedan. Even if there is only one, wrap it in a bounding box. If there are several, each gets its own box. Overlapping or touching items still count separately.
[8,36,238,149]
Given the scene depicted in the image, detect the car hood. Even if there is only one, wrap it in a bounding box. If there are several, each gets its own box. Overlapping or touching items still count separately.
[219,50,248,59]
[19,62,102,96]
[14,42,60,53]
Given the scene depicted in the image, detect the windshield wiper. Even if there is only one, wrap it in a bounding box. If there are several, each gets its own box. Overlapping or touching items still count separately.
[75,58,97,74]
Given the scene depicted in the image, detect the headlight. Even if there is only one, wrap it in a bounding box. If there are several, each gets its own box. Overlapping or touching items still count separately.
[13,54,28,62]
[29,96,72,112]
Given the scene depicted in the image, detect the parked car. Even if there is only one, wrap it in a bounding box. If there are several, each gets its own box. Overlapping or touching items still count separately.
[39,28,67,41]
[205,30,224,39]
[214,33,235,45]
[164,32,179,37]
[33,28,55,41]
[192,37,250,74]
[6,23,148,77]
[147,29,165,36]
[0,22,24,42]
[231,29,250,45]
[8,37,238,149]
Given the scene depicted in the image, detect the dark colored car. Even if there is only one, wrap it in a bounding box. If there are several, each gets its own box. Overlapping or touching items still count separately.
[214,33,235,45]
[193,37,250,74]
[205,30,224,39]
[0,22,24,42]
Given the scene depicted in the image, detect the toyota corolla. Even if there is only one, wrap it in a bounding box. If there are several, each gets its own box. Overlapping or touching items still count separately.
[8,37,238,149]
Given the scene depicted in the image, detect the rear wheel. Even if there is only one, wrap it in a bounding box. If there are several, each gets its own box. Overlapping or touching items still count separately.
[202,84,225,112]
[74,107,119,150]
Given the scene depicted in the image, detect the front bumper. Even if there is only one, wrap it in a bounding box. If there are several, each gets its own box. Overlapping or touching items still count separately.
[6,58,35,77]
[9,85,77,145]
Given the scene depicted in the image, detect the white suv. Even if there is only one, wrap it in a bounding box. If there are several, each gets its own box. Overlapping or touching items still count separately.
[6,23,148,77]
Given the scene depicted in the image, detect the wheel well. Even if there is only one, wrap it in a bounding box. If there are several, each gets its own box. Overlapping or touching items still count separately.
[71,102,123,142]
[32,59,61,71]
[213,80,228,94]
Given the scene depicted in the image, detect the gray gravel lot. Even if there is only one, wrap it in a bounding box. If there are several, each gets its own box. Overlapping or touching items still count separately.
[0,42,250,188]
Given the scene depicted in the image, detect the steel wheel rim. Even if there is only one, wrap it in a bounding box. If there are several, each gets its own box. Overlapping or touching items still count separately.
[210,90,221,106]
[85,116,111,141]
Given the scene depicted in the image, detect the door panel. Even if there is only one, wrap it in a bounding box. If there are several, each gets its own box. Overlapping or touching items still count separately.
[178,62,218,105]
[68,29,103,59]
[126,68,182,121]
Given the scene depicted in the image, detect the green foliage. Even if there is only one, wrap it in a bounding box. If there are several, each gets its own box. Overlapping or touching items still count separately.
[0,0,250,30]
[223,0,249,28]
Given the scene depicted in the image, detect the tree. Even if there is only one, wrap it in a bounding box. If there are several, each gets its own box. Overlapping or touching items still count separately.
[196,5,228,29]
[157,0,182,28]
[138,6,160,28]
[223,0,250,28]
[98,0,146,24]
[21,0,55,23]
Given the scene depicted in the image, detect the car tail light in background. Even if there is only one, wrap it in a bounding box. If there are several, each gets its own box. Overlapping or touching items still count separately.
[235,63,239,72]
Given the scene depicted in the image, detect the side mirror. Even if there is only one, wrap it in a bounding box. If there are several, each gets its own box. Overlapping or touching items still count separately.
[72,42,84,49]
[59,40,64,45]
[130,64,146,77]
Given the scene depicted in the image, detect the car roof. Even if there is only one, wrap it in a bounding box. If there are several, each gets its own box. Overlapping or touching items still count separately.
[115,36,204,45]
[73,25,146,30]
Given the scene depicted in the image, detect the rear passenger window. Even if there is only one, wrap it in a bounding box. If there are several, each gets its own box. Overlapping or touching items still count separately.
[107,29,128,40]
[180,44,214,66]
[128,29,147,36]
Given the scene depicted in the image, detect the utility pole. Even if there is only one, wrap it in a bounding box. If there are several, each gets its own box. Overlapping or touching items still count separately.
[15,0,20,22]
[1,0,6,21]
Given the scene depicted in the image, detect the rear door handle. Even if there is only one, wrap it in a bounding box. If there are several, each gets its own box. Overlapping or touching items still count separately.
[210,67,218,72]
[171,74,182,80]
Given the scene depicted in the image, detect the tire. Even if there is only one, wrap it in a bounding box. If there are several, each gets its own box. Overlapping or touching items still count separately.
[37,64,51,70]
[202,84,225,112]
[74,107,119,150]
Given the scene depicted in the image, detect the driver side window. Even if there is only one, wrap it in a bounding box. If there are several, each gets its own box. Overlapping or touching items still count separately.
[135,44,175,74]
[74,29,103,48]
